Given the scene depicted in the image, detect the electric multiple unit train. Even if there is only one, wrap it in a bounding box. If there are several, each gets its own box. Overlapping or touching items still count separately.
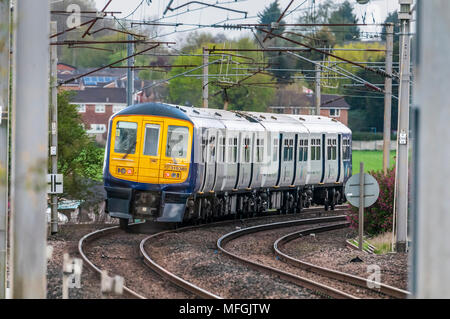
[103,102,352,228]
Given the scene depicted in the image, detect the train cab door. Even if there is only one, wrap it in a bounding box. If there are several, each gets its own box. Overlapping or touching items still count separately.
[109,119,142,182]
[138,120,164,184]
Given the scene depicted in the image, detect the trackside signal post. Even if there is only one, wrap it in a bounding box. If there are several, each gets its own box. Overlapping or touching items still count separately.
[344,163,380,251]
[414,0,450,298]
[11,0,50,298]
[0,0,10,299]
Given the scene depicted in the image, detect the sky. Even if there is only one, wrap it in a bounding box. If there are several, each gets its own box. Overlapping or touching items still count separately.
[91,0,400,44]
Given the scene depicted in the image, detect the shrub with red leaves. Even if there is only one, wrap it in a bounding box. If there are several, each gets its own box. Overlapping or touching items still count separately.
[346,168,395,235]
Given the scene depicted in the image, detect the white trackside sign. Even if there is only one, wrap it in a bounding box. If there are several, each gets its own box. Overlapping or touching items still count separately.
[344,173,380,208]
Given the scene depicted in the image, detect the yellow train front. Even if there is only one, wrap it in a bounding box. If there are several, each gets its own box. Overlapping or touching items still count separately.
[103,103,195,227]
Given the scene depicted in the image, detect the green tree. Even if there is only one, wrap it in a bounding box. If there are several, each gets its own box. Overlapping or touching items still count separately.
[57,91,104,203]
[344,12,400,133]
[328,1,360,44]
[256,1,296,82]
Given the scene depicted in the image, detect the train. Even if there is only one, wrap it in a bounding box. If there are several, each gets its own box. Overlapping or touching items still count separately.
[103,102,352,228]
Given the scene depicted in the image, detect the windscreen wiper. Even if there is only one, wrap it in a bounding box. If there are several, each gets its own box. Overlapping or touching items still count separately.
[122,140,137,159]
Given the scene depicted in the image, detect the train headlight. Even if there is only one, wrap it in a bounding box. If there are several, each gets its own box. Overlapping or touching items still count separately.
[164,171,181,179]
[117,167,134,176]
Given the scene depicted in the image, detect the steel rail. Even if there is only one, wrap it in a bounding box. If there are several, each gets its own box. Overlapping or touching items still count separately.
[140,232,222,299]
[273,228,411,299]
[216,216,357,299]
[78,224,147,299]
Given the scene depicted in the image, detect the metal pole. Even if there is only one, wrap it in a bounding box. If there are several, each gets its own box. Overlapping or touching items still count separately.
[414,0,450,298]
[202,47,209,108]
[395,0,412,253]
[358,162,364,251]
[10,0,50,298]
[0,0,11,300]
[315,63,321,116]
[50,22,58,235]
[383,23,394,176]
[127,34,134,106]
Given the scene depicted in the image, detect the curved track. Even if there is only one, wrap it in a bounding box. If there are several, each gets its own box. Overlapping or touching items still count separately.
[216,215,356,299]
[273,227,411,299]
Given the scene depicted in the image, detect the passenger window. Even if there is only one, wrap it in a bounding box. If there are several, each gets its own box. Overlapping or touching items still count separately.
[114,121,137,154]
[233,138,238,163]
[208,136,216,162]
[273,138,279,162]
[219,137,226,163]
[243,137,251,163]
[304,139,308,161]
[166,126,189,158]
[256,138,264,163]
[316,139,321,161]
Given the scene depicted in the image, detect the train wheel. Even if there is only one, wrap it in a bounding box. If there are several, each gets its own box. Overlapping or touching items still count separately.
[119,218,129,231]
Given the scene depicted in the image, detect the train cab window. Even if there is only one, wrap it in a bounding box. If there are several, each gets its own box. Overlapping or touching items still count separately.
[114,121,137,154]
[243,137,251,163]
[166,126,189,158]
[273,138,279,162]
[256,138,264,163]
[143,124,160,156]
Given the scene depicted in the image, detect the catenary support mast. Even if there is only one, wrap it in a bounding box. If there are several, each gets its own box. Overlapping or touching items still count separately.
[413,0,450,298]
[0,0,11,299]
[10,0,50,298]
[395,0,412,253]
[383,23,394,176]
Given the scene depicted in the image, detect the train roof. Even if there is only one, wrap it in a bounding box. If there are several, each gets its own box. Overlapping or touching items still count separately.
[115,103,351,134]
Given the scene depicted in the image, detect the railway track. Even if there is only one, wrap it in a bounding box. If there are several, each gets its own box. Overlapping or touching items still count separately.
[217,216,356,299]
[273,228,411,299]
[78,206,349,299]
[217,217,410,299]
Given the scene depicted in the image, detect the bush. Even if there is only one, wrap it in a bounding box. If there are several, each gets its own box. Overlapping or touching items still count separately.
[347,168,395,235]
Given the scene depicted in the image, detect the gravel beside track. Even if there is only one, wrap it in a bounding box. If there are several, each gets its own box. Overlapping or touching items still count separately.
[282,228,409,291]
[47,224,112,299]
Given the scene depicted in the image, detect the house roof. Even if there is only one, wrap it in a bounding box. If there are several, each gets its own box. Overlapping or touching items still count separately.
[70,88,126,104]
[318,94,351,109]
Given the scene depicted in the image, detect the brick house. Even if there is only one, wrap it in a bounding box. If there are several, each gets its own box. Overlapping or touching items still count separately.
[70,88,127,145]
[269,85,350,126]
